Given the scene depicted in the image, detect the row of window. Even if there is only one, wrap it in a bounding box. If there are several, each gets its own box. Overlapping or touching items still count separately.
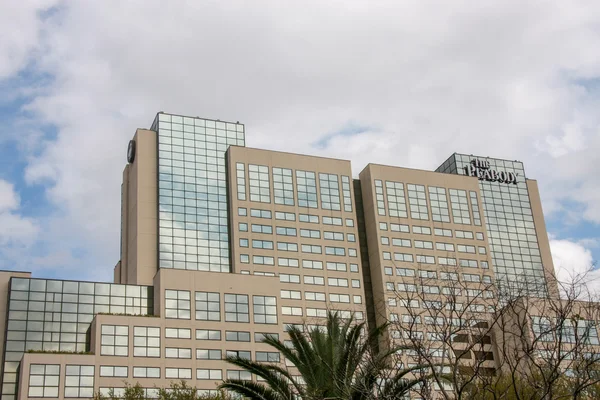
[386,283,494,298]
[241,227,356,241]
[384,267,492,283]
[164,291,277,323]
[29,364,93,398]
[380,237,487,254]
[240,245,358,261]
[375,180,482,226]
[379,222,484,240]
[237,164,352,212]
[238,207,354,227]
[280,290,362,304]
[382,252,489,269]
[279,273,361,288]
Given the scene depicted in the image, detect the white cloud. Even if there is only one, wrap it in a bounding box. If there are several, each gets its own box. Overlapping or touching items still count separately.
[550,238,599,298]
[1,1,600,280]
[0,179,39,247]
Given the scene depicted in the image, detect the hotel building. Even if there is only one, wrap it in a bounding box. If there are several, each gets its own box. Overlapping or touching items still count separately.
[0,112,564,399]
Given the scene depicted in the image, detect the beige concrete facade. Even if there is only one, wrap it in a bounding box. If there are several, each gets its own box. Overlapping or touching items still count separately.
[227,146,367,328]
[116,129,158,286]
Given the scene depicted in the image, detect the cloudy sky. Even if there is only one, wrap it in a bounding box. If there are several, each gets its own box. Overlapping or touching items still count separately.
[0,1,598,291]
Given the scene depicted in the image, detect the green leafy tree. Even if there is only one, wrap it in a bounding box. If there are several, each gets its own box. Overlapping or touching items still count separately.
[157,380,233,400]
[219,311,431,399]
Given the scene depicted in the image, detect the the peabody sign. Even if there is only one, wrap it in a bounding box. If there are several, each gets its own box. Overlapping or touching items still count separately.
[464,159,518,184]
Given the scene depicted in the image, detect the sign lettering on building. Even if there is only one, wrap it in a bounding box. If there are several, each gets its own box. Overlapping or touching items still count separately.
[464,159,518,184]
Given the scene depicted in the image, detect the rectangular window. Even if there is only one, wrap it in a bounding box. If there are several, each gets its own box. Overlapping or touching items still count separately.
[324,231,344,241]
[227,350,251,360]
[396,267,415,277]
[428,186,450,222]
[253,240,274,250]
[28,364,60,398]
[225,331,251,342]
[165,289,191,319]
[322,216,343,226]
[273,167,294,205]
[256,351,281,362]
[101,325,128,356]
[302,244,322,254]
[277,242,298,252]
[195,291,220,321]
[249,164,271,203]
[253,296,278,324]
[329,293,350,303]
[407,184,429,220]
[392,238,411,247]
[397,283,417,292]
[319,173,341,210]
[225,294,249,322]
[281,290,302,299]
[299,213,319,224]
[251,224,273,234]
[436,242,455,252]
[99,366,128,378]
[250,209,272,219]
[64,365,94,398]
[302,260,323,269]
[440,272,459,281]
[282,306,303,316]
[304,275,325,285]
[166,347,192,359]
[165,368,192,380]
[276,226,297,236]
[439,257,457,266]
[165,328,191,339]
[236,163,246,201]
[280,273,301,283]
[133,326,160,357]
[278,257,299,268]
[326,262,347,271]
[390,223,410,232]
[307,308,327,318]
[462,273,481,282]
[414,240,433,249]
[300,228,321,239]
[460,259,478,268]
[255,332,279,342]
[305,291,326,301]
[275,211,296,221]
[133,367,160,378]
[455,230,474,239]
[419,270,437,279]
[197,369,222,380]
[327,278,348,287]
[196,329,221,340]
[325,246,345,256]
[227,370,252,381]
[416,255,435,264]
[296,170,318,208]
[394,253,414,262]
[434,228,452,237]
[253,255,275,265]
[457,244,476,253]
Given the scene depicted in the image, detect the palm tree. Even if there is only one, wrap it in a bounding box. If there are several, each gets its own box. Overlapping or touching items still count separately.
[219,311,432,400]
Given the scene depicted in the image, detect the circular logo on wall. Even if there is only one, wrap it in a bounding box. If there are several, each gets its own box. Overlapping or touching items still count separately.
[127,140,136,163]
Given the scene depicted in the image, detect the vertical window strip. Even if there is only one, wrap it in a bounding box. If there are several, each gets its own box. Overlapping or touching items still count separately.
[236,163,246,201]
[385,181,407,218]
[249,164,271,203]
[319,173,341,211]
[428,186,450,223]
[469,191,482,226]
[375,180,386,216]
[449,189,471,225]
[341,176,352,212]
[407,184,429,220]
[296,170,318,208]
[273,167,295,206]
